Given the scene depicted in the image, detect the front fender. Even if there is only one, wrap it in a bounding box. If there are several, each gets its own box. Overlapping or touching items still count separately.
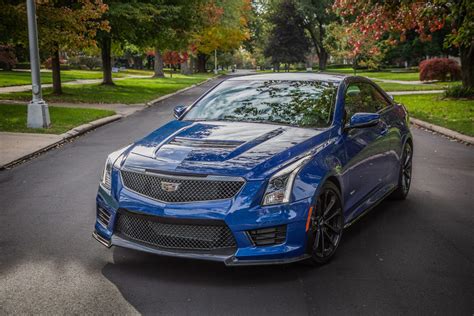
[292,138,345,205]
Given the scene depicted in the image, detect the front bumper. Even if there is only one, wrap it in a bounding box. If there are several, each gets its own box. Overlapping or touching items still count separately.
[92,230,310,266]
[94,184,313,266]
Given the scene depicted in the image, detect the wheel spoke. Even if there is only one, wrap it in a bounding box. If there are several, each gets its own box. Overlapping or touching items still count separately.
[325,209,341,222]
[323,230,336,247]
[324,190,329,208]
[403,169,411,178]
[323,195,336,217]
[313,229,320,251]
[320,228,325,253]
[324,222,341,234]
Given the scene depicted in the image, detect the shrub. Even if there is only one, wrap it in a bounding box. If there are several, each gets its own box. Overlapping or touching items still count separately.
[0,45,18,70]
[419,58,461,82]
[69,56,101,70]
[444,85,474,98]
[15,62,31,69]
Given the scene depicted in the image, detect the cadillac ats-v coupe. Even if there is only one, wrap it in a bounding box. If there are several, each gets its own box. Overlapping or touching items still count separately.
[93,73,413,266]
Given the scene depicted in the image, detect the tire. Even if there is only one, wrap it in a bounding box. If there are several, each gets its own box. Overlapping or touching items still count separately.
[305,181,344,265]
[390,141,413,200]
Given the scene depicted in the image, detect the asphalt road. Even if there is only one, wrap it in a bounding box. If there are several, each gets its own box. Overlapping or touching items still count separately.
[1,77,473,315]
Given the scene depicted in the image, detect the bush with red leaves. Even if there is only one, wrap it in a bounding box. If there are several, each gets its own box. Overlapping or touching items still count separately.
[0,45,18,70]
[419,58,461,82]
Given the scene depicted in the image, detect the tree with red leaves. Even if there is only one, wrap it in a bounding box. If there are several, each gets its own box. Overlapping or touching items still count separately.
[162,51,189,77]
[333,0,473,89]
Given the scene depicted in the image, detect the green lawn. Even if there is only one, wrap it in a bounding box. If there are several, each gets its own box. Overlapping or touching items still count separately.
[0,70,128,87]
[0,104,115,134]
[376,81,460,92]
[0,73,214,104]
[325,68,421,81]
[394,94,474,136]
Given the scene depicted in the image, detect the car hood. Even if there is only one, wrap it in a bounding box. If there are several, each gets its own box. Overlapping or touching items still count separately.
[122,120,329,180]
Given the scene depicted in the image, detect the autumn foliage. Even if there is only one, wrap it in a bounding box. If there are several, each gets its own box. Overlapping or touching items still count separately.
[163,51,189,66]
[419,58,461,82]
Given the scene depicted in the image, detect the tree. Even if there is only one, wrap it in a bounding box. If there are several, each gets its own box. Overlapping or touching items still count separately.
[324,22,384,72]
[192,0,251,72]
[30,0,108,94]
[148,0,202,77]
[333,0,474,89]
[162,50,188,77]
[293,0,337,70]
[97,1,153,85]
[263,0,310,71]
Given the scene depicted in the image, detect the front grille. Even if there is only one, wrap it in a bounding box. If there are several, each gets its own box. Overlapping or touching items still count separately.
[97,207,111,228]
[248,225,287,246]
[120,170,244,203]
[115,210,236,251]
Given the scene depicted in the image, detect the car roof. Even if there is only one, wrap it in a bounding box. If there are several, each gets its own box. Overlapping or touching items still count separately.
[226,72,347,83]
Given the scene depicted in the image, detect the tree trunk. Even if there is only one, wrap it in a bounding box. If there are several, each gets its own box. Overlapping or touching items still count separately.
[100,36,114,85]
[197,53,208,73]
[306,23,329,71]
[153,48,165,78]
[180,58,191,75]
[51,46,62,95]
[190,57,195,73]
[460,42,474,89]
[318,48,328,71]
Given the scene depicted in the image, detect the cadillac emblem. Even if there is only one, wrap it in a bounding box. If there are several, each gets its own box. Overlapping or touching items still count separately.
[160,181,180,192]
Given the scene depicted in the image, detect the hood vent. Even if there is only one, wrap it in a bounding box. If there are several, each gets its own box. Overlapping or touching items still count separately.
[168,137,244,149]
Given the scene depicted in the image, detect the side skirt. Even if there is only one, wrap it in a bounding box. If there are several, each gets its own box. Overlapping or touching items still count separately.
[343,186,397,229]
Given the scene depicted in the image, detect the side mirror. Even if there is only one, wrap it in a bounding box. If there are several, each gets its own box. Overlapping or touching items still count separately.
[347,112,380,129]
[173,105,187,119]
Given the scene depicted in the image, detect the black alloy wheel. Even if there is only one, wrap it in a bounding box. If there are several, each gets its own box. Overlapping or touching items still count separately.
[307,181,344,264]
[391,142,413,200]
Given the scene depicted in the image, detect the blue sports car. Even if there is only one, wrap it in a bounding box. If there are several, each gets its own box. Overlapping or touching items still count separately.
[93,73,413,265]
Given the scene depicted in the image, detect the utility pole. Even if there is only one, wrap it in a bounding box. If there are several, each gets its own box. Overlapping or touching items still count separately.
[26,0,50,128]
[214,49,218,75]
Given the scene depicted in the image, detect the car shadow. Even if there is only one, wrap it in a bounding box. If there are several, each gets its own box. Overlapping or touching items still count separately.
[101,198,415,314]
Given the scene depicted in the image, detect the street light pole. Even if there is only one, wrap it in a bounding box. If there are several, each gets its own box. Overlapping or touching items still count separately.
[26,0,50,128]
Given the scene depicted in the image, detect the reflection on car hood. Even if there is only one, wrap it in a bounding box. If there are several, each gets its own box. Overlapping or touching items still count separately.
[123,120,329,179]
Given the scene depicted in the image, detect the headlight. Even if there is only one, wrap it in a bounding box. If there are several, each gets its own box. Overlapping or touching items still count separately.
[100,145,132,191]
[262,155,312,206]
[101,157,113,190]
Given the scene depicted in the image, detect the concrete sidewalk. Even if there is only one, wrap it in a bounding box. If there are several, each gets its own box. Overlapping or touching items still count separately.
[0,133,63,167]
[0,100,145,116]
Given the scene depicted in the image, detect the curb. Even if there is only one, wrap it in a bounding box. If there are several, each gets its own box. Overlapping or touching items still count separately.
[410,118,474,145]
[146,75,221,106]
[59,114,122,139]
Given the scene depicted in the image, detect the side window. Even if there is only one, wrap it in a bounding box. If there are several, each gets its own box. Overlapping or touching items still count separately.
[344,83,390,118]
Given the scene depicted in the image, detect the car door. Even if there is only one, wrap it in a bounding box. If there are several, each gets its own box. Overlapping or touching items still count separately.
[341,82,391,221]
[370,85,401,187]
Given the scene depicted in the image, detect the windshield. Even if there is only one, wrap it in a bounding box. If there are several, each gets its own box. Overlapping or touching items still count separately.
[183,80,337,128]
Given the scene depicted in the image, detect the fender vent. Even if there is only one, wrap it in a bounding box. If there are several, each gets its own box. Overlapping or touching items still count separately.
[97,207,111,228]
[248,225,287,246]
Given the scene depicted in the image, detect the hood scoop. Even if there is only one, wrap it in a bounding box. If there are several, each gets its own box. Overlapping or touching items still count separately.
[168,137,245,150]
